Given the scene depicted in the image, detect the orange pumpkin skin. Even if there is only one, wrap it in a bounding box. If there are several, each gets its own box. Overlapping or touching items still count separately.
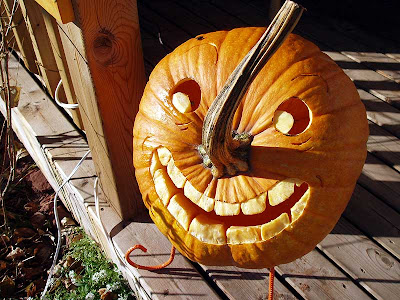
[133,28,368,268]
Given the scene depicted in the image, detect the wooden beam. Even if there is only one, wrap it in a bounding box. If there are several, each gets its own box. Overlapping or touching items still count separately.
[42,10,83,129]
[19,0,61,96]
[57,0,147,219]
[3,0,38,73]
[34,0,74,24]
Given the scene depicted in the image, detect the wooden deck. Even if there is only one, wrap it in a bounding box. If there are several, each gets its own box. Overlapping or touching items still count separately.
[134,1,400,299]
[2,0,399,299]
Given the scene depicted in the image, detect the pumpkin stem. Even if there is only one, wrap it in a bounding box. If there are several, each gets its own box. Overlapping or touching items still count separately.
[199,0,304,178]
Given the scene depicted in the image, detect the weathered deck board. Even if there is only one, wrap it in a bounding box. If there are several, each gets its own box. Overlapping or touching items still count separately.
[367,121,400,173]
[318,15,400,81]
[319,218,400,300]
[344,185,400,260]
[357,88,400,139]
[203,266,298,300]
[3,0,38,74]
[277,249,371,299]
[87,205,222,300]
[359,153,400,211]
[19,0,61,96]
[1,55,96,237]
[296,15,400,84]
[320,50,400,110]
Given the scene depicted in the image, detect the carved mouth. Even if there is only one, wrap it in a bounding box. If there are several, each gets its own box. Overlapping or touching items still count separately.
[150,147,310,245]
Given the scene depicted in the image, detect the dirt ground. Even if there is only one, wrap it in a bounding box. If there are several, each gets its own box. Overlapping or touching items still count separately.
[0,148,74,298]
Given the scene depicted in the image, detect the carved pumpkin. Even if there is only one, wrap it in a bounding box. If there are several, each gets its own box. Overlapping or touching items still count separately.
[132,27,368,268]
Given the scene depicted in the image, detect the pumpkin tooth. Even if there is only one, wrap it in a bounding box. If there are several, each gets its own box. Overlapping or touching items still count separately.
[172,92,192,113]
[184,180,203,202]
[268,178,301,206]
[167,194,197,231]
[197,194,215,212]
[291,188,310,221]
[157,147,172,166]
[167,159,187,188]
[241,192,267,215]
[274,110,294,134]
[183,180,215,212]
[214,201,240,216]
[261,213,290,241]
[226,225,262,244]
[189,215,226,245]
[153,169,178,206]
[150,151,163,176]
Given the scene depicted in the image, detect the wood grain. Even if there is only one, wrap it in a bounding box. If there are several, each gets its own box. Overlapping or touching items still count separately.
[277,249,370,299]
[88,205,221,300]
[64,0,147,220]
[346,185,400,259]
[57,21,127,219]
[42,10,83,128]
[34,0,74,23]
[0,55,95,236]
[319,218,400,300]
[367,121,400,173]
[3,0,38,73]
[19,0,61,96]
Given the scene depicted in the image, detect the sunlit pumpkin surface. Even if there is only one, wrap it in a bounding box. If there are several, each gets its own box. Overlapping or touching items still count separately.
[133,29,369,268]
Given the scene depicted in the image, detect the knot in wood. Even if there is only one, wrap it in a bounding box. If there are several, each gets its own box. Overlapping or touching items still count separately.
[93,29,116,66]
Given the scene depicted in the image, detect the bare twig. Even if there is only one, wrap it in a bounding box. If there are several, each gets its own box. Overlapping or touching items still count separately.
[0,2,18,232]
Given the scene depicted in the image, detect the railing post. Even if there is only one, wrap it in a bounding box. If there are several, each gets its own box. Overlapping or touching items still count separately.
[61,0,147,219]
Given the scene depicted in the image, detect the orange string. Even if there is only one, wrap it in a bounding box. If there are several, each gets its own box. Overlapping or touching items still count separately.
[268,267,275,300]
[125,244,176,270]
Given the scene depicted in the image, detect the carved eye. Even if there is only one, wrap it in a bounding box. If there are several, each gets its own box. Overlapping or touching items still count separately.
[170,79,201,113]
[273,97,311,135]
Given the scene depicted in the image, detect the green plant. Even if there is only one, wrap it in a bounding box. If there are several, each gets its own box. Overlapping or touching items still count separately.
[43,228,135,300]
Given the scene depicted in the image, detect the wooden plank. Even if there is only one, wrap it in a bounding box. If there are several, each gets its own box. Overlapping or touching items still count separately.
[319,218,400,300]
[277,250,371,299]
[204,247,371,300]
[0,54,95,236]
[345,185,400,260]
[367,121,400,173]
[57,21,129,219]
[34,0,74,23]
[318,15,400,80]
[360,89,400,139]
[3,0,38,73]
[41,9,83,128]
[57,0,147,220]
[320,50,400,110]
[19,0,61,96]
[203,265,297,300]
[359,153,400,212]
[88,205,221,300]
[296,15,400,84]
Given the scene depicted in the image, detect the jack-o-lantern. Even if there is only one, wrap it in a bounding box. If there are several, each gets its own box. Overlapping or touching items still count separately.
[132,9,368,268]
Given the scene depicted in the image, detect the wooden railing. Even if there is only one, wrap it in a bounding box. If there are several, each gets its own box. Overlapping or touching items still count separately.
[3,0,146,220]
